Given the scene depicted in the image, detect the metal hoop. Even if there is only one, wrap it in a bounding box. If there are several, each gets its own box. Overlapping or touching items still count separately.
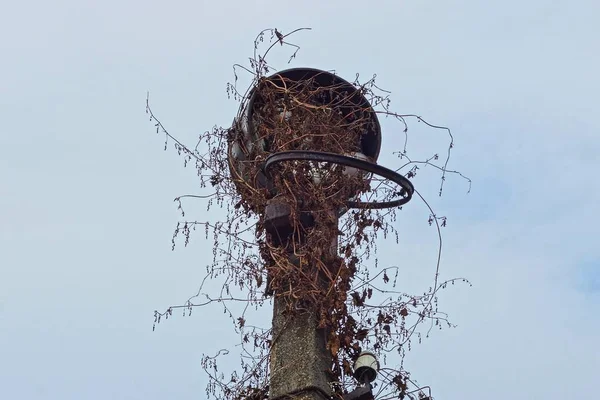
[264,150,414,209]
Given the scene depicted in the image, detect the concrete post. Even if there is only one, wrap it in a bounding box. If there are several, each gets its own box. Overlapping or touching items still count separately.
[266,200,337,400]
[269,296,331,400]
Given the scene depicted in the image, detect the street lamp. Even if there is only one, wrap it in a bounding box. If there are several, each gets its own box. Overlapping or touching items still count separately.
[228,67,414,245]
[226,67,414,400]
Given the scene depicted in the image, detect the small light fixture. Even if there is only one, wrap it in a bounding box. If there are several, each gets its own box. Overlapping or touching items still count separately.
[343,351,379,400]
[353,351,379,384]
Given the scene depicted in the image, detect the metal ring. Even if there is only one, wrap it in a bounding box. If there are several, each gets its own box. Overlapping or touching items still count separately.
[264,150,414,209]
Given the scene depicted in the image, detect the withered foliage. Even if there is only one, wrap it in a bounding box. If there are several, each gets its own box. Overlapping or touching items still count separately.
[148,28,471,400]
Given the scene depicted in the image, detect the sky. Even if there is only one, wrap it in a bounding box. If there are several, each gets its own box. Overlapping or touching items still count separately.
[1,0,599,399]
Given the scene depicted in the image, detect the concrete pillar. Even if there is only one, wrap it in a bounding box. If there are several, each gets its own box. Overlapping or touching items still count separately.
[269,296,331,400]
[266,199,337,400]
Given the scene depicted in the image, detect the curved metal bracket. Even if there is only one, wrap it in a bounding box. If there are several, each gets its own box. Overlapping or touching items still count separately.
[264,150,414,209]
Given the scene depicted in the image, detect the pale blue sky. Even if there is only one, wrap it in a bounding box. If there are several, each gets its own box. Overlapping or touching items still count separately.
[1,1,599,399]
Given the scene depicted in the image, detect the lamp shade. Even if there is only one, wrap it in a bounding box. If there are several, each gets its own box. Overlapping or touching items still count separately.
[353,351,379,383]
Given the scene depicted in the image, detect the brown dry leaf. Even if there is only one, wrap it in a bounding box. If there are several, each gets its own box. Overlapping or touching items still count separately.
[329,336,340,356]
[355,328,369,341]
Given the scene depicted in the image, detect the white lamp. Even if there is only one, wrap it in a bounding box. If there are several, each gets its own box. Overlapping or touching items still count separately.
[353,351,379,384]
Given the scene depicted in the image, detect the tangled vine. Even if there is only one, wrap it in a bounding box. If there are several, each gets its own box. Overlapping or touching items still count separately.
[148,28,471,400]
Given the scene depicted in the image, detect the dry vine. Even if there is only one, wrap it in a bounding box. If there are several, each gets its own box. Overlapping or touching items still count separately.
[148,28,471,400]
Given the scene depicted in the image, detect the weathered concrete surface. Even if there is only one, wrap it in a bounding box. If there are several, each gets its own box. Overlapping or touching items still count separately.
[269,295,331,400]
